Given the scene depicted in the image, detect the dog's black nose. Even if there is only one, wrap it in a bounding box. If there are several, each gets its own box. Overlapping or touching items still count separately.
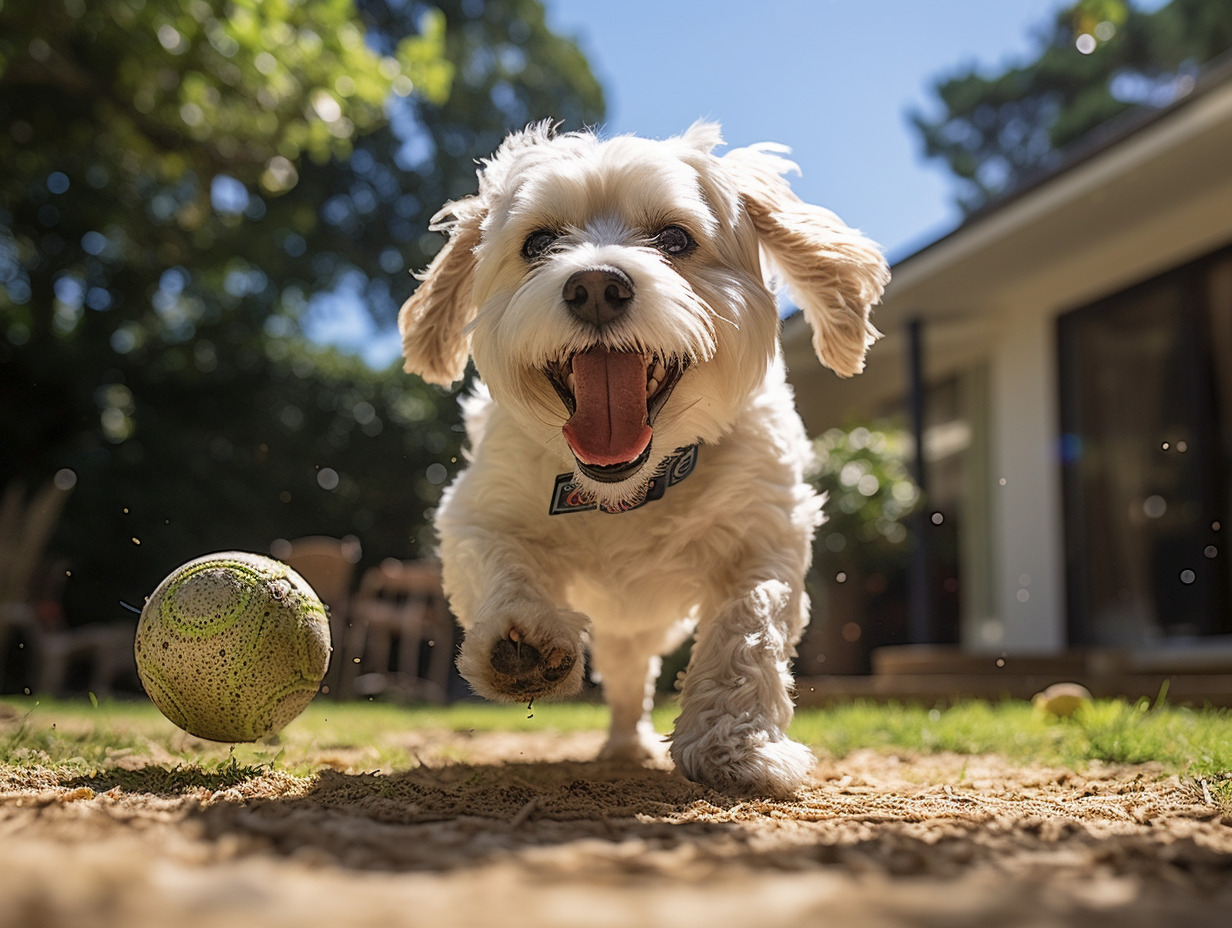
[562,266,634,327]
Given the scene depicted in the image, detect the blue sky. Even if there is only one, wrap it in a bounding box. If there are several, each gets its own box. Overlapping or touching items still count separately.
[313,0,1166,364]
[541,0,1148,260]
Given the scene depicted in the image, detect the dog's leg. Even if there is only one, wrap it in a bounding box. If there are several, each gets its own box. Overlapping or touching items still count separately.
[669,577,815,797]
[445,531,588,703]
[590,633,668,764]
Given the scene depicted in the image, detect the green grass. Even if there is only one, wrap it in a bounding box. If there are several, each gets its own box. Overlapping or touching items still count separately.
[3,694,1230,804]
[0,696,626,784]
[790,698,1232,776]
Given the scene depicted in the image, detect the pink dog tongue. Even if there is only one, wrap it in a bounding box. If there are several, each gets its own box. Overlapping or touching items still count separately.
[562,347,651,466]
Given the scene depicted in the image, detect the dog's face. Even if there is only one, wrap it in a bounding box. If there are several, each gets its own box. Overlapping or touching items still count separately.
[400,122,889,507]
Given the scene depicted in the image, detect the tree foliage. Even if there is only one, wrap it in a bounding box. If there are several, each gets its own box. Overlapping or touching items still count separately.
[0,0,604,644]
[911,0,1232,213]
[808,425,920,577]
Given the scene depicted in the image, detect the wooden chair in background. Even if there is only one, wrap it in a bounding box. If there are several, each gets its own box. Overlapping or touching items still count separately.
[337,558,453,703]
[0,476,135,697]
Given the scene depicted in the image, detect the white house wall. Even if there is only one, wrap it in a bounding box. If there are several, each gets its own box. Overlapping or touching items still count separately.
[986,307,1065,653]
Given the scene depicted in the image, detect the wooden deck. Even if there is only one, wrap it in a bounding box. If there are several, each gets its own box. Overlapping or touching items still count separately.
[796,644,1232,708]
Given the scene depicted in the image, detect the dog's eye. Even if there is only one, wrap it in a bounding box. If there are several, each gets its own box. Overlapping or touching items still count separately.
[652,226,695,256]
[522,230,558,260]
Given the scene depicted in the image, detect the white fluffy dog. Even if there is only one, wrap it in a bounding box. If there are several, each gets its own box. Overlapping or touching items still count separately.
[398,122,888,796]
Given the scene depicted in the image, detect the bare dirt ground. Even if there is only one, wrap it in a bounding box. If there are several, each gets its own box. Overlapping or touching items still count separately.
[2,727,1231,928]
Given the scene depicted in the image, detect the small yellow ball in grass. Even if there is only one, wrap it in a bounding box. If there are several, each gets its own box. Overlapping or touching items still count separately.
[135,551,331,742]
[1032,682,1093,718]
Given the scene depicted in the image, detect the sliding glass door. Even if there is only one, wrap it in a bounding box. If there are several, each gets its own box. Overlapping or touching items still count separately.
[1059,246,1232,645]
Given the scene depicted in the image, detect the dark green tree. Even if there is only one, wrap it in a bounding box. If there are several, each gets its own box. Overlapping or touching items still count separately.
[911,0,1232,213]
[0,0,604,647]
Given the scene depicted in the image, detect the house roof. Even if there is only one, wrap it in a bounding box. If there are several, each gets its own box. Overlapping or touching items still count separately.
[893,49,1232,276]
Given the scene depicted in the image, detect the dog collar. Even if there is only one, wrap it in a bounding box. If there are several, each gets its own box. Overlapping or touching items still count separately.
[549,445,699,515]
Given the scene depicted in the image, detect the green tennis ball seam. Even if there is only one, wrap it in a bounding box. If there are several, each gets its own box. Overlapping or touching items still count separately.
[152,560,268,639]
[135,659,191,731]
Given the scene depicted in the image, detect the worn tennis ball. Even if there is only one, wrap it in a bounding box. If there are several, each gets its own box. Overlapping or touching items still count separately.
[1032,682,1093,718]
[135,551,331,742]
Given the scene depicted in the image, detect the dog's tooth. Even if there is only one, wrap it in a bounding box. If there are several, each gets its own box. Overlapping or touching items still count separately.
[652,361,666,381]
[647,377,660,397]
[567,371,576,392]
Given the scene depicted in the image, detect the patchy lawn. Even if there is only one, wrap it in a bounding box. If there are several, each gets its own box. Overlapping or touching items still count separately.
[2,697,1231,928]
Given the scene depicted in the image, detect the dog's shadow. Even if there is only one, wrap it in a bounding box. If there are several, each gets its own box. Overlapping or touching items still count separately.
[63,757,1214,890]
[88,755,749,873]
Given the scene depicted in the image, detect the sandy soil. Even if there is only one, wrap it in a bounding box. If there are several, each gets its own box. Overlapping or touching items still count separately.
[2,726,1231,928]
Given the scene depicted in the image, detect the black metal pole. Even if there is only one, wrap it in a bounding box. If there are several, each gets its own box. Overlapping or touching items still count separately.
[906,317,933,644]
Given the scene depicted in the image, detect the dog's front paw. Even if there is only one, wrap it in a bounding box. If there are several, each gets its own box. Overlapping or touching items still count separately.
[488,631,578,699]
[458,619,585,702]
[670,724,815,798]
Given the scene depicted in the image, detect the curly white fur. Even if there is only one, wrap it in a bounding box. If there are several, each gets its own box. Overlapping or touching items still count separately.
[399,122,888,797]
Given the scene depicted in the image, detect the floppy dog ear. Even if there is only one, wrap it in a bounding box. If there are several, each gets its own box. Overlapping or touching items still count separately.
[723,146,888,377]
[398,196,486,387]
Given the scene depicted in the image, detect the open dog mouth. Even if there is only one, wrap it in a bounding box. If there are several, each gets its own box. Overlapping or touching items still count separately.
[543,348,689,483]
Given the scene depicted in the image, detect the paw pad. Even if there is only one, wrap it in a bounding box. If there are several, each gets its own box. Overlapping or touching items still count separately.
[489,637,576,697]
